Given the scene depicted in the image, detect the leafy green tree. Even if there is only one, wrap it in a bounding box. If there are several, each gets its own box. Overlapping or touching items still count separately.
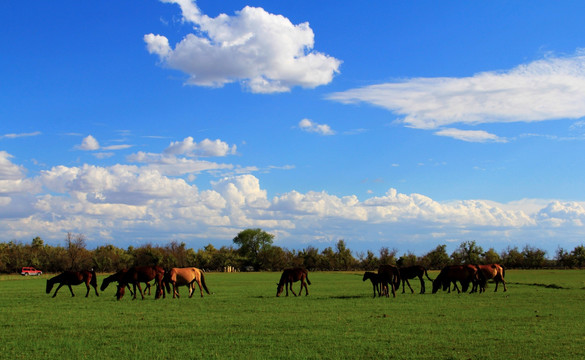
[233,228,275,270]
[482,248,502,264]
[397,252,418,267]
[500,246,524,268]
[379,247,398,265]
[420,244,451,269]
[358,250,379,270]
[451,240,484,265]
[571,245,585,268]
[335,240,356,270]
[522,245,547,269]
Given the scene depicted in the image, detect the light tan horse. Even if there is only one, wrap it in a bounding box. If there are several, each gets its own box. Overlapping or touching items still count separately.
[164,267,210,298]
[474,264,507,292]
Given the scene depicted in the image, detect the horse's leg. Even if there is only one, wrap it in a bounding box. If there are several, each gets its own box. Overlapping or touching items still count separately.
[85,282,91,297]
[406,279,414,293]
[290,282,297,297]
[68,285,75,297]
[401,280,406,294]
[372,283,377,298]
[302,279,309,296]
[418,275,425,294]
[197,280,204,297]
[52,283,64,298]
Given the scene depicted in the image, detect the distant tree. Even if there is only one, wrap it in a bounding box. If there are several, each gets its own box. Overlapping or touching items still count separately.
[358,250,379,271]
[320,247,336,270]
[379,247,398,266]
[571,245,585,268]
[420,244,451,270]
[500,246,524,269]
[451,241,484,265]
[233,228,275,270]
[397,252,418,267]
[521,245,547,269]
[65,233,92,271]
[299,246,321,270]
[335,240,356,270]
[482,248,502,264]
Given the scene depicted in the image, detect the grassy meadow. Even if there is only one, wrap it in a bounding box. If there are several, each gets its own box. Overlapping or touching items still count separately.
[1,270,584,360]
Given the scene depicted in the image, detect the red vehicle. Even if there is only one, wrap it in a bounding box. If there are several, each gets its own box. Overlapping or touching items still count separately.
[21,267,42,276]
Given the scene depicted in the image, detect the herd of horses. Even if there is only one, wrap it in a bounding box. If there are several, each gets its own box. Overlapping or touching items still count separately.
[44,263,506,299]
[362,264,507,298]
[46,266,210,300]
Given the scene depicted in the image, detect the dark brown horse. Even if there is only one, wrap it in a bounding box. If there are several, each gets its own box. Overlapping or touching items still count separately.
[164,267,210,298]
[276,268,311,297]
[100,269,153,297]
[115,266,165,300]
[363,271,384,297]
[398,265,434,294]
[46,270,99,298]
[378,265,400,298]
[474,264,507,292]
[432,265,483,294]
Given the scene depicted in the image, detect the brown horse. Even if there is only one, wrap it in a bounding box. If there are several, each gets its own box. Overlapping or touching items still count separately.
[378,265,400,298]
[100,269,152,297]
[115,266,165,300]
[398,265,434,294]
[276,268,311,297]
[474,264,507,292]
[363,271,384,297]
[164,267,210,298]
[46,270,99,298]
[432,265,483,294]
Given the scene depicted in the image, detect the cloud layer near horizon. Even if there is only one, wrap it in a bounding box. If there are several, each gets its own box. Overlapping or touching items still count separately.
[1,146,584,251]
[144,0,341,93]
[329,51,585,142]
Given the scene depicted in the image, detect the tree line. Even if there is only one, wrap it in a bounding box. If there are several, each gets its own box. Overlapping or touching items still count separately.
[1,229,584,274]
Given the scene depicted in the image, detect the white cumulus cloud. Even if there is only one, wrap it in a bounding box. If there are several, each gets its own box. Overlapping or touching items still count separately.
[145,0,341,93]
[298,119,335,135]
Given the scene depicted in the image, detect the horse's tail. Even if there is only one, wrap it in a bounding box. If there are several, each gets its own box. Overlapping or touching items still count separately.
[200,272,210,294]
[501,265,506,279]
[424,268,433,282]
[305,271,311,285]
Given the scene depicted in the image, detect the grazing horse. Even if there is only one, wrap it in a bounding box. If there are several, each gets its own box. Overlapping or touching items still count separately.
[276,268,311,297]
[473,264,507,292]
[46,270,99,298]
[432,265,483,294]
[100,269,153,297]
[378,265,400,298]
[164,267,210,298]
[115,266,165,300]
[363,271,384,297]
[398,265,434,294]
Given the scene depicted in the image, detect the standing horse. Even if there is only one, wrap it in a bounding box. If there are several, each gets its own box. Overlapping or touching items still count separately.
[115,266,165,300]
[473,264,507,292]
[398,265,434,294]
[100,269,153,297]
[432,265,483,294]
[164,267,210,298]
[46,270,99,298]
[363,271,383,297]
[378,265,400,298]
[276,268,311,297]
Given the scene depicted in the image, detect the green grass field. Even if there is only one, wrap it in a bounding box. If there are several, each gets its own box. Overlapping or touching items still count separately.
[1,270,584,360]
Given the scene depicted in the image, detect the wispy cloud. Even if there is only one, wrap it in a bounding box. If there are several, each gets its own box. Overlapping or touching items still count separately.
[144,0,341,93]
[329,50,585,142]
[0,131,41,139]
[434,128,507,143]
[76,135,132,153]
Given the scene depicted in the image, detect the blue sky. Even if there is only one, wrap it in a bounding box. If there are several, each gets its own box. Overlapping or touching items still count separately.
[2,0,585,257]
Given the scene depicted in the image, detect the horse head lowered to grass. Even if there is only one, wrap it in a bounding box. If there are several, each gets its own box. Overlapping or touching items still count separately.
[276,268,311,297]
